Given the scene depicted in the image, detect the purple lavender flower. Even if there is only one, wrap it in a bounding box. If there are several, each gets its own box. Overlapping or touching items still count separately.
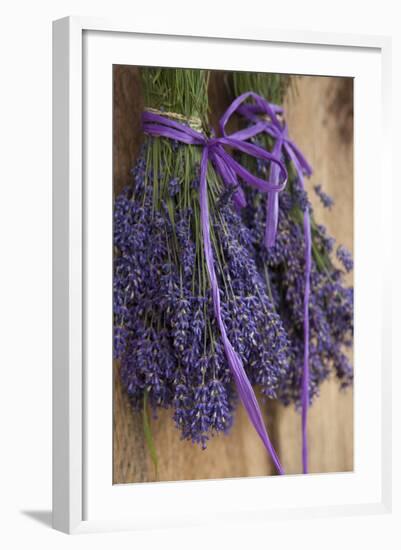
[175,211,196,280]
[172,380,193,438]
[314,184,334,209]
[113,325,128,359]
[336,245,354,272]
[168,177,180,197]
[208,379,234,433]
[293,178,311,212]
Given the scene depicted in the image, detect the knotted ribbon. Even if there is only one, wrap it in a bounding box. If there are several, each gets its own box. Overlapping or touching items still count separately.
[143,91,288,475]
[229,93,313,473]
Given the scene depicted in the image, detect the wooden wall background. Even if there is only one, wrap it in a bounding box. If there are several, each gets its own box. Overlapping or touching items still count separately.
[113,66,354,483]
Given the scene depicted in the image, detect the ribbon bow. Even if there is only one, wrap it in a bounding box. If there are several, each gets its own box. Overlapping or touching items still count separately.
[230,93,313,474]
[221,92,312,247]
[143,92,289,475]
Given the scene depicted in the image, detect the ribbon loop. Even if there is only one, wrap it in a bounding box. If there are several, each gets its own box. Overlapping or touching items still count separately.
[216,92,295,246]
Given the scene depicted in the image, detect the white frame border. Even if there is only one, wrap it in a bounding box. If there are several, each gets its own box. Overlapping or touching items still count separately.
[52,16,392,534]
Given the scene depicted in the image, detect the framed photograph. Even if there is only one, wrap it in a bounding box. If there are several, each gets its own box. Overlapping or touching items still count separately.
[52,16,391,534]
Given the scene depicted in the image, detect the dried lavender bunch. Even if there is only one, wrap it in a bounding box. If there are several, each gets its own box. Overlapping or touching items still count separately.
[114,68,292,448]
[231,71,353,406]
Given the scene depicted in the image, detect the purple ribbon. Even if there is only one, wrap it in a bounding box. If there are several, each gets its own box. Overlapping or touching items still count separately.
[143,91,289,475]
[232,94,313,474]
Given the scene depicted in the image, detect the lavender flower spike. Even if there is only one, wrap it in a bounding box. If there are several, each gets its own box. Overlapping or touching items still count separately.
[337,245,353,272]
[314,184,334,209]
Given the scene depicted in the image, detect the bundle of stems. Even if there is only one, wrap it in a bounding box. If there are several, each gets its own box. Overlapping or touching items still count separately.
[113,68,291,456]
[232,71,290,105]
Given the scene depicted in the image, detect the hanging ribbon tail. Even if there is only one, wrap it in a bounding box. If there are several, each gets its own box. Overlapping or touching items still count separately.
[279,132,313,476]
[219,331,284,475]
[283,137,313,476]
[199,147,284,475]
[283,143,313,475]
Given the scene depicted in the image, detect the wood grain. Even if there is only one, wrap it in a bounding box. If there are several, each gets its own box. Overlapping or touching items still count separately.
[113,67,354,483]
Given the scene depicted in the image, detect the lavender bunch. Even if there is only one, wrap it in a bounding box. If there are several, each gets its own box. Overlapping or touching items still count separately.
[114,67,293,449]
[231,71,353,407]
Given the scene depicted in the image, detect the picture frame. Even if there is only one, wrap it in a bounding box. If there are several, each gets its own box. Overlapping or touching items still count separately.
[52,16,392,534]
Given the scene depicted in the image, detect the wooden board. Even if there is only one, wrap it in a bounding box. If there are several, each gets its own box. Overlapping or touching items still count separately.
[113,66,353,483]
